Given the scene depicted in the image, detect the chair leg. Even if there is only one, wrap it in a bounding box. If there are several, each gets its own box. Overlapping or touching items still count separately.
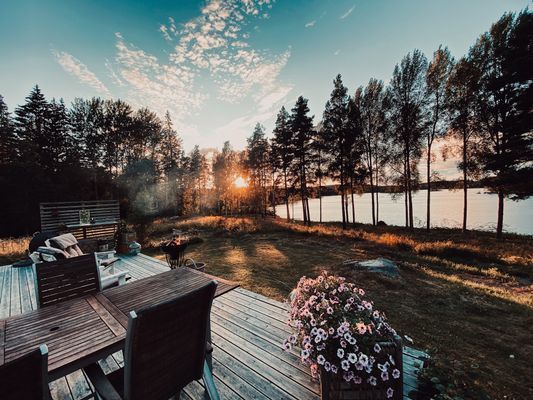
[202,361,220,400]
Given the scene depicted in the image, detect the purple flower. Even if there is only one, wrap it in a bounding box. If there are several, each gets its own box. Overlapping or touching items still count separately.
[374,343,381,353]
[387,388,394,398]
[337,348,345,359]
[301,349,310,360]
[341,359,350,371]
[368,376,377,386]
[353,376,362,384]
[317,354,326,365]
[381,371,389,381]
[392,368,400,379]
[324,361,331,372]
[331,365,338,374]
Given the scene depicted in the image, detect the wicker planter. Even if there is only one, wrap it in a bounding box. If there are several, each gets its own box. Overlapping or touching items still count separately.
[319,337,403,400]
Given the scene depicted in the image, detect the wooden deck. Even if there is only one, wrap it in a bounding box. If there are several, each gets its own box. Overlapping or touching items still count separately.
[0,253,428,400]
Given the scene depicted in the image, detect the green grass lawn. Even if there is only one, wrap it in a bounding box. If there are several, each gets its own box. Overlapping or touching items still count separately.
[143,216,532,400]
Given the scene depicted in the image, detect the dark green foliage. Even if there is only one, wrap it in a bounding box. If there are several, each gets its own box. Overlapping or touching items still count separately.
[290,96,314,225]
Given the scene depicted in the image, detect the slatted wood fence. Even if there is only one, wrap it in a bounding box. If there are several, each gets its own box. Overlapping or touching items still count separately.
[39,201,120,240]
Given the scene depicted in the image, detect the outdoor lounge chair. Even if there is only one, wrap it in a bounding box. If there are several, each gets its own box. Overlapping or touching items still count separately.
[29,232,128,290]
[0,345,50,400]
[84,280,220,400]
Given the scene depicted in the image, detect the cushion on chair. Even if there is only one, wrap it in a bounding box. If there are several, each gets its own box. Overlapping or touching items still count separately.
[36,246,68,260]
[47,233,85,258]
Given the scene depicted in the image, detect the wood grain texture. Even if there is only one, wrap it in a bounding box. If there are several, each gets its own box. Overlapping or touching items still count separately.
[0,255,428,399]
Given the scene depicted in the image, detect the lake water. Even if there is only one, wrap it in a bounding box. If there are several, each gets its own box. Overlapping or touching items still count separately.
[275,189,533,235]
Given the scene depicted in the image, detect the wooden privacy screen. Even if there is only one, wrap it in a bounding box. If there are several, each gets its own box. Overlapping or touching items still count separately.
[40,200,120,239]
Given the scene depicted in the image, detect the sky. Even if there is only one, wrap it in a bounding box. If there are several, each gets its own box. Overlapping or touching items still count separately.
[0,0,529,162]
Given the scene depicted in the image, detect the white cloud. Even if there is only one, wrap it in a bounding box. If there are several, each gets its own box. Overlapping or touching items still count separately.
[53,0,291,149]
[214,110,273,146]
[305,20,316,28]
[53,50,111,97]
[334,49,341,56]
[340,5,355,20]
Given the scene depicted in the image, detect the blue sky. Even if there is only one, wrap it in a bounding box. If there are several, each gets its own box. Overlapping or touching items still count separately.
[0,0,529,156]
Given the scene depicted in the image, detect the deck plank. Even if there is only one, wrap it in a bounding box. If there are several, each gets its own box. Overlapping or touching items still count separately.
[0,256,424,399]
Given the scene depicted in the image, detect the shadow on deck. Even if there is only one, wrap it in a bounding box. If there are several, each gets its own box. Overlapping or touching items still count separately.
[0,253,428,399]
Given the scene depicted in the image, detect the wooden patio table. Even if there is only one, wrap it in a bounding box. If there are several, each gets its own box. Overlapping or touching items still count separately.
[0,267,238,381]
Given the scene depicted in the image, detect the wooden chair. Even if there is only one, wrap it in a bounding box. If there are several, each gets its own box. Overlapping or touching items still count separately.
[84,280,220,400]
[34,253,101,308]
[0,345,50,400]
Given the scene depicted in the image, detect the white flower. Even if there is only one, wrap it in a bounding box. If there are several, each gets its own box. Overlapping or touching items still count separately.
[386,388,394,398]
[327,307,334,314]
[317,354,326,365]
[310,327,318,336]
[301,349,310,360]
[378,363,387,372]
[389,355,396,366]
[288,335,296,344]
[374,343,381,353]
[381,371,389,381]
[348,336,356,345]
[283,340,292,351]
[337,348,345,359]
[347,353,357,364]
[324,361,331,372]
[368,376,377,386]
[331,365,338,374]
[392,368,400,379]
[314,335,321,343]
[359,353,369,366]
[328,327,335,335]
[341,359,350,371]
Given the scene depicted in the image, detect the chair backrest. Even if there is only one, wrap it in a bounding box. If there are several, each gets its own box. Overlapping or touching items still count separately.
[35,254,102,308]
[123,280,217,400]
[0,345,49,400]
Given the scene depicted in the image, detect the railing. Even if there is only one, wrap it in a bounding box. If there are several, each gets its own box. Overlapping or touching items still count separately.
[39,200,120,239]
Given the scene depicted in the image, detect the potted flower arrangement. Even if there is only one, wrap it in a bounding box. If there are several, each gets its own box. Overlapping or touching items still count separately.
[284,272,403,400]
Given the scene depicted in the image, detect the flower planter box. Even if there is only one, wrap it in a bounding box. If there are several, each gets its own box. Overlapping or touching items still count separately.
[319,337,403,400]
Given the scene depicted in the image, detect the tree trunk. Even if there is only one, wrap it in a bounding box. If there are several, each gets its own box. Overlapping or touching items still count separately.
[426,143,431,231]
[375,165,380,223]
[404,156,409,227]
[462,133,468,232]
[350,177,356,225]
[340,175,347,229]
[306,198,311,226]
[496,189,504,239]
[407,151,414,228]
[284,172,290,222]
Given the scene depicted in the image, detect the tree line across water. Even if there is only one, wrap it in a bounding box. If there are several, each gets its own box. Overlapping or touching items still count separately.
[0,10,531,238]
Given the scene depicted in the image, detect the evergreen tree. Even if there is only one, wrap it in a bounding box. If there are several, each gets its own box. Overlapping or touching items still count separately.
[14,85,50,168]
[290,96,315,225]
[0,95,16,165]
[271,106,293,221]
[322,75,351,229]
[470,10,533,238]
[212,141,237,215]
[245,123,270,215]
[102,99,133,176]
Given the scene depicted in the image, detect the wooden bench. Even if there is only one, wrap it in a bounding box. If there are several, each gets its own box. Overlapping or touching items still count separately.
[39,200,120,240]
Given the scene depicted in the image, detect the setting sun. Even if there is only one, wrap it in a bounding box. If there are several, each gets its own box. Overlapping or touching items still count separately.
[234,176,248,188]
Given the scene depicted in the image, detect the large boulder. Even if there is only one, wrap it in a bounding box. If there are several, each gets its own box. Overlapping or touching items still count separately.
[343,258,400,278]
